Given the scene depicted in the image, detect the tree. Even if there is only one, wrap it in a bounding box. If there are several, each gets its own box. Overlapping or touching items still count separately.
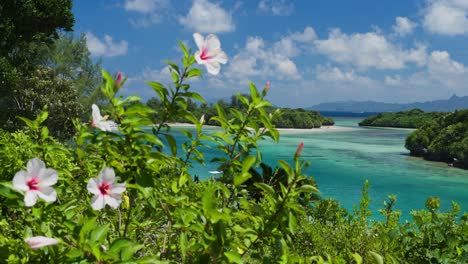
[0,0,75,133]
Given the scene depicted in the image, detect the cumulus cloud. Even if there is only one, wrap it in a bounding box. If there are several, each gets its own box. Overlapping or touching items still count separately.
[123,0,169,27]
[423,0,468,35]
[225,27,318,82]
[85,33,128,57]
[314,29,427,70]
[392,17,417,36]
[427,50,466,81]
[258,0,294,16]
[179,0,234,33]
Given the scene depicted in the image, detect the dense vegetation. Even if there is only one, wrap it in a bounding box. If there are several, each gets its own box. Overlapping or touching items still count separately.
[147,95,334,129]
[0,1,101,139]
[405,109,468,169]
[359,109,447,128]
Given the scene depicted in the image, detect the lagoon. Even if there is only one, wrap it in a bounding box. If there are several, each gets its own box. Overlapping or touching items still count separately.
[170,117,468,221]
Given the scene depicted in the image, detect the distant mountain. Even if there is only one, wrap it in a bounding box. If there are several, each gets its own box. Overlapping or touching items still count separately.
[308,94,468,112]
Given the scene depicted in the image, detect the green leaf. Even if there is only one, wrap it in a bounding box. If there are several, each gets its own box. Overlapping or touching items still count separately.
[297,185,320,194]
[171,70,179,85]
[186,68,203,78]
[79,218,97,243]
[16,116,36,130]
[352,253,363,264]
[147,81,168,100]
[254,183,276,197]
[234,172,252,186]
[369,251,384,264]
[166,60,180,74]
[163,133,177,156]
[181,91,206,104]
[41,126,49,139]
[242,155,256,174]
[224,251,242,263]
[90,224,109,244]
[288,211,297,234]
[178,40,189,58]
[249,82,260,102]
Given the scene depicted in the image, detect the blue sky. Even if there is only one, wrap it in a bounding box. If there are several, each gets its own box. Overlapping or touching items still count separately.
[73,0,468,107]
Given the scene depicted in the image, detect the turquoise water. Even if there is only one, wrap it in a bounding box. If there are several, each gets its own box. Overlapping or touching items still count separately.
[169,118,468,220]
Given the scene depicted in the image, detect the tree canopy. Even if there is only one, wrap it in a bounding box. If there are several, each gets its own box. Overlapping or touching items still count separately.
[359,109,447,128]
[405,109,468,169]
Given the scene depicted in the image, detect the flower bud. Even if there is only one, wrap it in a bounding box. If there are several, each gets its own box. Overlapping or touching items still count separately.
[200,114,205,124]
[25,236,59,250]
[295,142,304,158]
[265,81,271,91]
[115,72,123,88]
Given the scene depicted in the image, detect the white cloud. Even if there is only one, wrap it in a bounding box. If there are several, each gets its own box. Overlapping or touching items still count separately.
[290,26,317,43]
[258,0,294,16]
[225,28,315,82]
[85,33,128,57]
[179,0,234,33]
[124,0,169,27]
[124,0,169,13]
[314,29,427,70]
[392,17,417,36]
[423,0,468,35]
[427,50,466,80]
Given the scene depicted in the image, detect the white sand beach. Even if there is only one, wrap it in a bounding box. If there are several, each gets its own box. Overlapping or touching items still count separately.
[163,123,356,133]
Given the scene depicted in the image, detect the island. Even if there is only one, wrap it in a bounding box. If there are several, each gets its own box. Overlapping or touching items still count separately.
[358,109,446,128]
[405,109,468,169]
[147,95,334,129]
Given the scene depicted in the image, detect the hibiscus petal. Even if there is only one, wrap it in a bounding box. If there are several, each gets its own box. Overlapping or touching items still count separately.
[213,50,228,64]
[13,170,29,191]
[100,168,116,184]
[205,34,221,51]
[105,194,122,209]
[91,194,105,210]
[193,33,205,51]
[92,104,103,123]
[37,168,58,187]
[206,61,221,75]
[37,186,57,202]
[27,158,45,176]
[25,236,59,249]
[87,178,101,195]
[24,191,38,207]
[111,182,126,194]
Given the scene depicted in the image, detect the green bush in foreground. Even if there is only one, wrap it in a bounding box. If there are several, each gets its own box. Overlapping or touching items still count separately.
[0,33,467,263]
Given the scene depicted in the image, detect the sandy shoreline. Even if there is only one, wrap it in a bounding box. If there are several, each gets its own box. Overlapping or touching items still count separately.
[163,123,356,133]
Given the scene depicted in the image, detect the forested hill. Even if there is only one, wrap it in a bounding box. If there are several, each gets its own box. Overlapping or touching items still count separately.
[358,109,447,128]
[405,109,468,169]
[147,95,334,129]
[309,94,468,112]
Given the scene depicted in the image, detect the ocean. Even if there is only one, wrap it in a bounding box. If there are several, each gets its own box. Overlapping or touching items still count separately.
[169,117,468,221]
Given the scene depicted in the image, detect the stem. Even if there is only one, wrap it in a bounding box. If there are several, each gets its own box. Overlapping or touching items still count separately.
[227,105,256,162]
[123,196,133,238]
[159,199,173,258]
[155,67,189,136]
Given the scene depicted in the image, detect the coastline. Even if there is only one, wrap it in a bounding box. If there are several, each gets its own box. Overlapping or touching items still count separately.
[163,123,356,133]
